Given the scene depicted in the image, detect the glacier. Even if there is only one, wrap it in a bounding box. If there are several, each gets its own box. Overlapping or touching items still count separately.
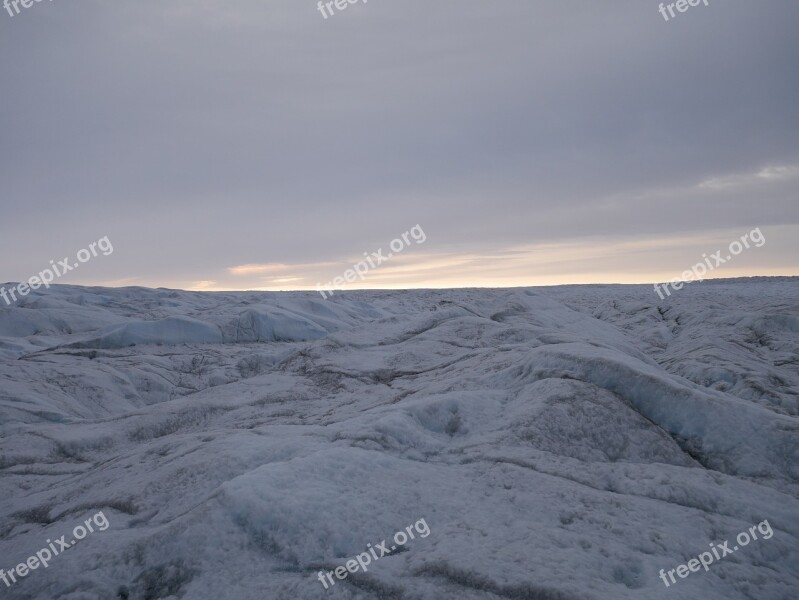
[0,280,797,600]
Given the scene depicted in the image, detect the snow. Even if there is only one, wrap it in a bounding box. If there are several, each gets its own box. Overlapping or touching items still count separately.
[68,316,225,349]
[0,280,797,599]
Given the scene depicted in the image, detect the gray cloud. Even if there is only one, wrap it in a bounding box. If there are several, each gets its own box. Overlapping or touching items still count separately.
[1,0,797,288]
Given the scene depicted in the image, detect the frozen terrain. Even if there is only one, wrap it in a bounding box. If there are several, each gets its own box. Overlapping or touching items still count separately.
[1,280,797,600]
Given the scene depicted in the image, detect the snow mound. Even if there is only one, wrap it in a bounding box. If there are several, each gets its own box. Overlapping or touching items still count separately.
[224,307,328,343]
[68,316,224,348]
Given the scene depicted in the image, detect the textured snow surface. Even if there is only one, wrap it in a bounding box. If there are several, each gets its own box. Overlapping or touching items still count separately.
[0,281,797,600]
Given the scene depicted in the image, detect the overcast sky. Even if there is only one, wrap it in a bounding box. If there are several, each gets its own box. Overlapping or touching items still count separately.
[1,0,797,291]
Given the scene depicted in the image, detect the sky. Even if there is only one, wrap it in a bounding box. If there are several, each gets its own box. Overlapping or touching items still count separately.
[1,0,798,292]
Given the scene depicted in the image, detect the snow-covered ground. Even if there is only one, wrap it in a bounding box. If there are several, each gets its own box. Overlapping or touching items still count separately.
[1,280,797,600]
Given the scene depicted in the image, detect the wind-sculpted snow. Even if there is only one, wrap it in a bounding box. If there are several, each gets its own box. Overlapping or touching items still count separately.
[0,281,797,599]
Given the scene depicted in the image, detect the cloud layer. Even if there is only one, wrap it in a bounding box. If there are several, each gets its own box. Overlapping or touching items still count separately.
[1,0,797,289]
